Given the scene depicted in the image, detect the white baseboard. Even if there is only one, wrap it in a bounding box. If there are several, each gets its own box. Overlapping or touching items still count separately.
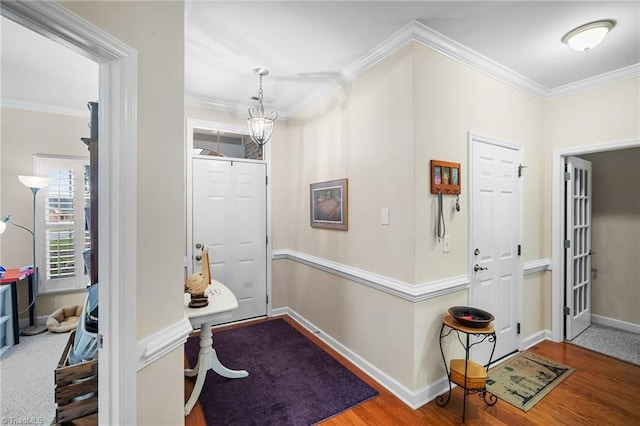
[592,314,640,334]
[520,329,553,350]
[272,306,447,409]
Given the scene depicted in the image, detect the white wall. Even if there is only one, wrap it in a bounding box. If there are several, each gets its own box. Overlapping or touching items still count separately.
[62,1,185,424]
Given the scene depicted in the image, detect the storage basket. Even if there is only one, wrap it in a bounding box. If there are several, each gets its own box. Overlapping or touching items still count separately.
[53,330,98,425]
[450,359,487,389]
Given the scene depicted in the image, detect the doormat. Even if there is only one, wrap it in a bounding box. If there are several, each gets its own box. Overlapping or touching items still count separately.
[486,351,574,412]
[184,318,379,425]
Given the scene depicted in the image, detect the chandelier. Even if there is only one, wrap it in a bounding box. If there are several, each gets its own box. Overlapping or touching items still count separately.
[247,67,278,157]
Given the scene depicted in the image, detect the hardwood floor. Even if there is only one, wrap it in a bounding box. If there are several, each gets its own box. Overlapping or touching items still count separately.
[185,316,640,425]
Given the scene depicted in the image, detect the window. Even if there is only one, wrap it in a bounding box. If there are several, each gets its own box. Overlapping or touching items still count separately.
[192,128,262,160]
[35,156,90,293]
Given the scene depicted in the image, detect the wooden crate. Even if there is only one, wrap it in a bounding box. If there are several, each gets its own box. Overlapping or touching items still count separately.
[450,359,486,389]
[54,330,98,425]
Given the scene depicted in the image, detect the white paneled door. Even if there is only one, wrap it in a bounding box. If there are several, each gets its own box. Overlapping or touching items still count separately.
[564,156,592,340]
[470,135,522,363]
[192,158,267,324]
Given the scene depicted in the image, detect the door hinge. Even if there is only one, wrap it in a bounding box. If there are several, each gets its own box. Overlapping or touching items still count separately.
[564,240,571,249]
[564,306,571,316]
[98,333,104,349]
[564,172,571,181]
[266,294,269,305]
[518,164,527,177]
[266,176,268,185]
[517,323,521,334]
[517,244,522,256]
[266,235,269,245]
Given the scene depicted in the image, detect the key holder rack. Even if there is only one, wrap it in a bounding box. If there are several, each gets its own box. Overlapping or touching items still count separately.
[431,160,461,195]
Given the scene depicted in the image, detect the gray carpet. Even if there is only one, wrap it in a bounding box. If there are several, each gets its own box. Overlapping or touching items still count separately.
[570,323,640,366]
[0,331,69,424]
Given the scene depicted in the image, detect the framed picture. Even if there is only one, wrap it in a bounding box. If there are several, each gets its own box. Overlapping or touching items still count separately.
[430,160,461,194]
[310,178,348,231]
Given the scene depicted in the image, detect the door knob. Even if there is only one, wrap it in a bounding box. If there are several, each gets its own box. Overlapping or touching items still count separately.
[195,255,202,261]
[474,264,487,272]
[474,248,480,256]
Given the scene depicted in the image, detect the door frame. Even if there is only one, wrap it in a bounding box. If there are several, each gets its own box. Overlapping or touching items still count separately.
[551,138,640,342]
[1,2,138,425]
[185,118,272,317]
[467,132,524,352]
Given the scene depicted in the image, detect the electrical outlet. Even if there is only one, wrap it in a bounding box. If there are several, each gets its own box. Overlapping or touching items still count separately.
[443,235,451,253]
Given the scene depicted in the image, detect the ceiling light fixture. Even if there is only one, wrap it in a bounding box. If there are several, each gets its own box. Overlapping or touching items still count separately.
[561,19,616,52]
[247,67,278,158]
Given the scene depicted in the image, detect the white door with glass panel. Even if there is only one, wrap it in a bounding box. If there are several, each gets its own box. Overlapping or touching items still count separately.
[192,157,267,324]
[564,156,592,340]
[470,135,522,362]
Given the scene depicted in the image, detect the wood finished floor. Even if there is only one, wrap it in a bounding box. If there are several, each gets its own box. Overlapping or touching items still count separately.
[185,316,640,425]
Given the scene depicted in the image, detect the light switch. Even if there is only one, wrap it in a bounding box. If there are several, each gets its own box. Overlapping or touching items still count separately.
[381,208,390,225]
[443,235,451,253]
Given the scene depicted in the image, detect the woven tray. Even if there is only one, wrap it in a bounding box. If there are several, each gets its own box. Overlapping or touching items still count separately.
[450,359,486,389]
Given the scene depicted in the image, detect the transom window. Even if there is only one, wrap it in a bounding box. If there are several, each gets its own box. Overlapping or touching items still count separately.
[192,128,262,160]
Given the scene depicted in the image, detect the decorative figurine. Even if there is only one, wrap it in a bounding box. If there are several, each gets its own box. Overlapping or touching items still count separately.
[185,245,211,308]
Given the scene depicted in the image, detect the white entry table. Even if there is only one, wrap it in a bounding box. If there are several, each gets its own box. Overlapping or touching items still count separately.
[183,280,249,416]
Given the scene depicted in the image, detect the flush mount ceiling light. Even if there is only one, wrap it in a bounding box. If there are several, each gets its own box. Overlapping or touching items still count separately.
[562,19,616,52]
[247,67,278,158]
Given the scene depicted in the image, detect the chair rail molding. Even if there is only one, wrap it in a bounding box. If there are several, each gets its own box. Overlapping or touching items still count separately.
[272,249,469,302]
[137,316,193,371]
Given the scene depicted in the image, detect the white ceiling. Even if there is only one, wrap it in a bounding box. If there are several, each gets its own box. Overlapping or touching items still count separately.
[2,2,638,118]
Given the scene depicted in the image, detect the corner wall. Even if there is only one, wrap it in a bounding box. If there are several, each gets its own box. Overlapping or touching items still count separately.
[272,40,550,396]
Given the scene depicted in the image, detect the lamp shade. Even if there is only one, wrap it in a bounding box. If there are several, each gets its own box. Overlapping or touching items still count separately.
[18,175,50,189]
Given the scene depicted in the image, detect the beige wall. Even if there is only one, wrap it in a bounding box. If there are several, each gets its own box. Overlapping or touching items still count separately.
[581,148,640,325]
[272,41,550,392]
[542,77,640,257]
[62,1,185,425]
[0,108,89,317]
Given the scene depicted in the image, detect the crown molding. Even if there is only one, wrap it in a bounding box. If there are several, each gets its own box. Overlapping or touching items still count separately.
[546,63,640,99]
[1,98,90,118]
[410,21,549,99]
[187,21,638,118]
[184,94,247,116]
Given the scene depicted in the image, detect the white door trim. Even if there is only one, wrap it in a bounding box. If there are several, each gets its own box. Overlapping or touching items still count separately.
[1,2,138,424]
[467,132,524,353]
[551,138,640,342]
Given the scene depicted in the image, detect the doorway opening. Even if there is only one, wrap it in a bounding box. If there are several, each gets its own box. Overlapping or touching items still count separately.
[551,139,640,352]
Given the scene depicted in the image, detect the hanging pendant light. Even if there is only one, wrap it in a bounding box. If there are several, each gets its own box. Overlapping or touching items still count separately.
[247,67,278,158]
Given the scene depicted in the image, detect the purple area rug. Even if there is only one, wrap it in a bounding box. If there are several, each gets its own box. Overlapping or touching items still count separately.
[185,318,378,425]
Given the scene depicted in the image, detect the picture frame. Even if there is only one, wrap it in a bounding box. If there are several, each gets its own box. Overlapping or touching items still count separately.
[430,160,461,194]
[310,178,348,231]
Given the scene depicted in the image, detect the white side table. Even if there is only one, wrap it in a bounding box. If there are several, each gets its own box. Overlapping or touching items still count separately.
[183,280,249,416]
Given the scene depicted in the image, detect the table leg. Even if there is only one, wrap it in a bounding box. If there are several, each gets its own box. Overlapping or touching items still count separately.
[184,321,248,416]
[10,282,19,344]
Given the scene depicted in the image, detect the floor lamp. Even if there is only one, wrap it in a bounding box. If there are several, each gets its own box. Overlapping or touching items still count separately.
[0,175,50,336]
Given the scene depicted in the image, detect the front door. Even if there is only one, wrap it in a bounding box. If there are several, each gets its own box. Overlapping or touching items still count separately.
[470,134,522,362]
[564,156,592,340]
[192,157,267,324]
